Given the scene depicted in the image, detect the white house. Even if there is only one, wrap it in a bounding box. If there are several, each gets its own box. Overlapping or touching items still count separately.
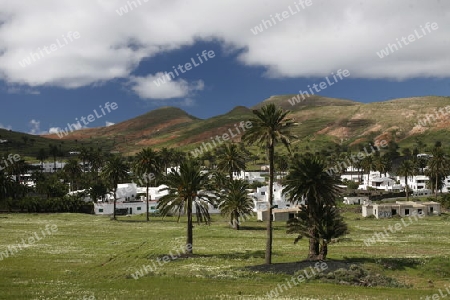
[362,201,441,219]
[234,171,266,183]
[94,200,159,215]
[249,182,298,212]
[343,196,369,205]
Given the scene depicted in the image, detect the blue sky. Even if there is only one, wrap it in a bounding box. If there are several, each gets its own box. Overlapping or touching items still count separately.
[1,0,449,134]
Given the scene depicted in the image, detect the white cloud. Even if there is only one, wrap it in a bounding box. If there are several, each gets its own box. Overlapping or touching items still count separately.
[0,0,448,90]
[48,127,61,134]
[0,123,12,130]
[28,119,43,135]
[105,121,115,127]
[129,73,204,99]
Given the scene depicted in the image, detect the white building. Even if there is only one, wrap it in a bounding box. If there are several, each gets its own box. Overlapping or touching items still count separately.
[362,200,441,219]
[234,171,266,184]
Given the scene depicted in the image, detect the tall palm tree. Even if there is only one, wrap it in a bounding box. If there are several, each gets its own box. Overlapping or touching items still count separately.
[427,147,449,199]
[36,148,48,172]
[48,144,60,172]
[79,147,90,173]
[219,179,254,230]
[63,158,82,192]
[216,143,246,180]
[397,159,416,201]
[88,148,104,184]
[283,154,342,261]
[134,148,160,221]
[243,103,296,264]
[158,159,212,255]
[361,155,375,187]
[101,155,129,220]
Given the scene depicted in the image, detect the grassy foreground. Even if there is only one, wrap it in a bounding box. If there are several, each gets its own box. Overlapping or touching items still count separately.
[0,210,449,300]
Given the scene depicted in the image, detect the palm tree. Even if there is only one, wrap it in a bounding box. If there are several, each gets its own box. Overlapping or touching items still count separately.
[361,155,375,187]
[134,148,160,221]
[63,158,82,192]
[79,147,90,173]
[101,155,129,220]
[48,144,60,172]
[427,147,449,199]
[36,148,48,172]
[216,143,246,180]
[159,147,173,175]
[243,103,296,264]
[397,159,416,201]
[88,148,104,184]
[158,159,212,255]
[287,205,348,260]
[219,179,254,230]
[283,154,342,261]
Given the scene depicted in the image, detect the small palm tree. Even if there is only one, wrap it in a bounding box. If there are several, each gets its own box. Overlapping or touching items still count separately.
[158,159,213,255]
[287,205,348,260]
[283,154,342,261]
[219,180,254,230]
[101,155,129,220]
[134,148,160,221]
[243,103,296,265]
[397,159,416,201]
[216,143,246,180]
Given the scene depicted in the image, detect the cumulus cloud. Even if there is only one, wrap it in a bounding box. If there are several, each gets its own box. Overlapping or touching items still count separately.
[48,127,61,134]
[129,73,204,99]
[0,0,448,92]
[28,119,43,135]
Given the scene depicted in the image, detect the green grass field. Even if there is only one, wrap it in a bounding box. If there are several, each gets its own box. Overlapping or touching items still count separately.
[0,210,449,300]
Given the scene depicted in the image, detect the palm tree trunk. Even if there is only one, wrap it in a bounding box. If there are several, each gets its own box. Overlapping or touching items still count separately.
[266,143,274,265]
[319,240,328,260]
[146,184,149,221]
[113,188,117,220]
[186,197,193,255]
[435,174,438,200]
[405,176,409,201]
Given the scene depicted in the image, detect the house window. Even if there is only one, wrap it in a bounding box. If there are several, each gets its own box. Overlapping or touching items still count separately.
[261,192,265,195]
[99,208,103,213]
[391,209,397,216]
[288,213,295,219]
[405,209,410,216]
[137,207,141,211]
[150,206,156,210]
